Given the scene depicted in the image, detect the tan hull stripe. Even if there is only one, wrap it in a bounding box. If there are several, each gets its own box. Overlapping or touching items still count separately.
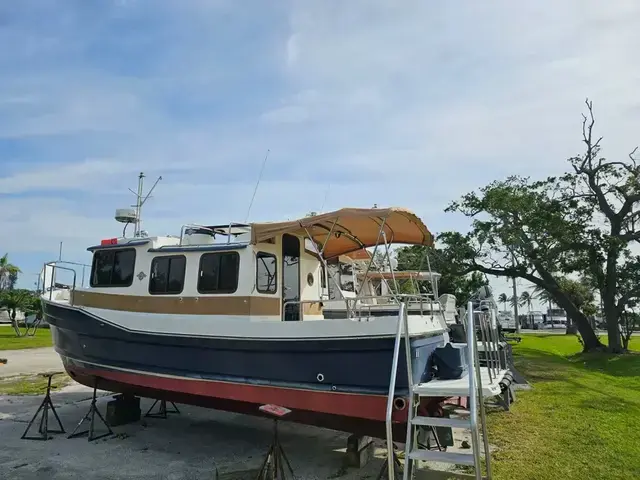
[72,291,282,316]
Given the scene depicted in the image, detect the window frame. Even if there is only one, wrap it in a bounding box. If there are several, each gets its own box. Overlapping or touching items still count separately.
[148,255,187,295]
[90,248,137,288]
[256,252,278,295]
[197,251,240,294]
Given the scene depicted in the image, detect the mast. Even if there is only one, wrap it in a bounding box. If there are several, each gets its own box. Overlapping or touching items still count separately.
[135,172,144,237]
[129,172,162,237]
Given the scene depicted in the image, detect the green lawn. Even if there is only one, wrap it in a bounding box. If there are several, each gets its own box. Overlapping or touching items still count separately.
[0,327,53,350]
[488,334,640,480]
[0,373,71,395]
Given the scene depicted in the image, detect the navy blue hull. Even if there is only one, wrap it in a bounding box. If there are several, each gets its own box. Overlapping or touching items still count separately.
[43,301,445,395]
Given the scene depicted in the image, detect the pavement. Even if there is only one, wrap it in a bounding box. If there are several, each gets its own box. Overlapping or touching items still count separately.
[0,347,478,480]
[0,348,63,379]
[0,383,479,480]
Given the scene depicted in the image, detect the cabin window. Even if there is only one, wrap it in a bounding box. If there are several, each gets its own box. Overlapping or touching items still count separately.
[198,252,240,294]
[90,248,136,287]
[256,252,277,294]
[320,264,327,289]
[149,255,186,295]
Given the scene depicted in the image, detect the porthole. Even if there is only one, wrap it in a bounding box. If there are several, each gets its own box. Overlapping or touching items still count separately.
[307,273,314,286]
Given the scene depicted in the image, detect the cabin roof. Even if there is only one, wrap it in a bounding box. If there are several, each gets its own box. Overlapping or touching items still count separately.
[250,207,433,259]
[87,238,151,252]
[148,243,248,253]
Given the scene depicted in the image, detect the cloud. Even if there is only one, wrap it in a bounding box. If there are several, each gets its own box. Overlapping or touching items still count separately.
[1,0,640,296]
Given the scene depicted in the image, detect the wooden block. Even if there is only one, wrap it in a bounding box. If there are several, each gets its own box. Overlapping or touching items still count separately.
[345,434,374,468]
[106,395,141,426]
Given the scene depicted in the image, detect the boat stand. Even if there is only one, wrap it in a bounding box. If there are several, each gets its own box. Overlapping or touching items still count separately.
[255,419,295,479]
[255,404,295,479]
[144,399,180,419]
[68,378,113,441]
[21,372,66,440]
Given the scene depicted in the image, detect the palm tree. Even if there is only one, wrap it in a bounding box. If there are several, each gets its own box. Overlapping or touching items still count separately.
[0,253,20,291]
[509,295,519,308]
[519,291,533,312]
[534,285,556,328]
[498,293,508,313]
[0,289,32,336]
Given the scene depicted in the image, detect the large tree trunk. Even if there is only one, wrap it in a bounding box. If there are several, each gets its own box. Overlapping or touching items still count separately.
[603,301,623,353]
[551,292,604,351]
[566,316,578,334]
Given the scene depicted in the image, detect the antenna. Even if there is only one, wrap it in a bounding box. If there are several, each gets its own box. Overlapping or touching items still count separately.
[319,183,331,213]
[244,149,270,223]
[127,172,162,237]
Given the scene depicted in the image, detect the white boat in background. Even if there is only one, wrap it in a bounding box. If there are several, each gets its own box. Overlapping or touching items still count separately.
[322,261,458,325]
[497,311,516,332]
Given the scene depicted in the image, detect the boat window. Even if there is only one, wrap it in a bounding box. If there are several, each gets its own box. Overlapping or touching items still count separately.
[149,255,186,295]
[256,252,277,294]
[90,248,136,288]
[198,252,240,294]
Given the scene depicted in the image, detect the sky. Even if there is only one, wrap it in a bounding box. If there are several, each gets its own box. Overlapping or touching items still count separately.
[1,0,640,305]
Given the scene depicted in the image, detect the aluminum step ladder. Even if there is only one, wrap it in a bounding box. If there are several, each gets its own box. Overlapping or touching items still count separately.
[384,301,494,480]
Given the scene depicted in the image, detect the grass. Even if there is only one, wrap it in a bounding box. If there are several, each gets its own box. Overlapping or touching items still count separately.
[0,327,53,350]
[0,373,71,395]
[487,334,640,480]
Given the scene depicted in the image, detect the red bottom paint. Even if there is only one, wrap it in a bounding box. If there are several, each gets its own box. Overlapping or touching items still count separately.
[66,362,468,441]
[67,363,414,440]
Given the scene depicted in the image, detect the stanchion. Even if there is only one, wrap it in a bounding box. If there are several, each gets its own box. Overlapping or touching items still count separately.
[68,377,113,441]
[145,399,180,419]
[21,371,66,440]
[255,404,295,479]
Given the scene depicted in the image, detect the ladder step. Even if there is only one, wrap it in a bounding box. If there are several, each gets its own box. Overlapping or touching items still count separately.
[408,449,476,466]
[411,416,470,429]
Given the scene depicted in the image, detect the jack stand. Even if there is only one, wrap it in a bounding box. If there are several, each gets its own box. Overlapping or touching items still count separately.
[68,378,113,441]
[255,404,295,480]
[375,446,403,480]
[145,399,180,419]
[21,372,65,440]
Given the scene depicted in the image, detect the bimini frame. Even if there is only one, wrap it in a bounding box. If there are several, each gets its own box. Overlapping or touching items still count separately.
[249,207,436,318]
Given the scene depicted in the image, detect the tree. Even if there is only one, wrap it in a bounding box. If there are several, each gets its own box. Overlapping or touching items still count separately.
[438,100,640,352]
[0,289,33,337]
[619,306,639,351]
[395,245,488,307]
[508,295,518,308]
[534,278,596,333]
[0,254,20,291]
[519,291,533,312]
[498,293,508,312]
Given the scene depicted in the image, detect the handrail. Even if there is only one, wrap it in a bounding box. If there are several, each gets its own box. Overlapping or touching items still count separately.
[283,294,442,323]
[41,260,89,289]
[385,302,406,480]
[401,299,414,480]
[467,302,482,480]
[44,262,77,304]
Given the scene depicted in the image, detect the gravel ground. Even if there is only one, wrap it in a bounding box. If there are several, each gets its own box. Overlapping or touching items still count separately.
[0,383,399,480]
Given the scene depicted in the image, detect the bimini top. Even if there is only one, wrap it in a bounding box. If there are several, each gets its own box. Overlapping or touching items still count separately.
[250,207,433,259]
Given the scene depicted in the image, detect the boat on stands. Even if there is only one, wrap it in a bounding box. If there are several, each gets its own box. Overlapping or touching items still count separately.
[42,204,453,439]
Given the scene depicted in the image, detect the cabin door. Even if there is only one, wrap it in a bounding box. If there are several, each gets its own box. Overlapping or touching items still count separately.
[282,234,301,321]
